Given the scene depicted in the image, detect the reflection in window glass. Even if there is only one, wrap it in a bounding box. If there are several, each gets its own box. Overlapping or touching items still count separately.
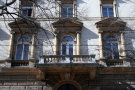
[15,37,30,60]
[61,36,74,55]
[62,4,73,17]
[69,44,73,55]
[22,5,33,17]
[102,4,114,17]
[104,36,119,59]
[62,44,66,55]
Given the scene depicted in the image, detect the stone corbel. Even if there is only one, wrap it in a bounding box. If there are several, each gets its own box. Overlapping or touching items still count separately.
[54,32,59,55]
[76,31,81,55]
[89,70,96,80]
[36,70,45,80]
[60,71,75,80]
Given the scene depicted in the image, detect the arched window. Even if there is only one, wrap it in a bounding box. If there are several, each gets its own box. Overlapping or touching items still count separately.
[61,36,74,55]
[104,36,119,59]
[15,37,30,60]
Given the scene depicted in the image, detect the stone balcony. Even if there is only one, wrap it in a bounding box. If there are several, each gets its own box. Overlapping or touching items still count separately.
[38,55,96,64]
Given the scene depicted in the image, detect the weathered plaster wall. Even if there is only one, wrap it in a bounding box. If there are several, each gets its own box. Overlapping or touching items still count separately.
[80,21,99,59]
[117,0,135,17]
[1,0,135,60]
[0,21,11,60]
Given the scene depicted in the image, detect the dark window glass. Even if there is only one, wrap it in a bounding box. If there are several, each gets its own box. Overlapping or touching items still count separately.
[62,44,66,55]
[104,36,119,59]
[62,4,73,17]
[62,36,74,55]
[16,44,23,60]
[22,5,33,17]
[69,44,73,55]
[102,6,114,17]
[15,37,30,60]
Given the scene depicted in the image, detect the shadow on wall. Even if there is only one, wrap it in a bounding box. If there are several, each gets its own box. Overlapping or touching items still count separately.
[81,27,98,55]
[77,0,87,6]
[117,0,127,7]
[0,1,4,5]
[0,29,10,41]
[124,26,135,66]
[36,29,54,60]
[117,0,135,7]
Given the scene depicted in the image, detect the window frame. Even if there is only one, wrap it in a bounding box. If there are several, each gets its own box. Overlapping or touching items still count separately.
[61,36,74,55]
[103,36,119,59]
[102,4,114,17]
[61,4,74,18]
[20,0,34,18]
[21,5,33,17]
[15,37,30,60]
[100,0,117,17]
[59,0,77,18]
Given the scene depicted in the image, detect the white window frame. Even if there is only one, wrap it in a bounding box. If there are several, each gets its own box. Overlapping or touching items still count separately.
[102,4,114,17]
[60,36,75,55]
[15,37,30,60]
[61,4,73,18]
[21,5,33,17]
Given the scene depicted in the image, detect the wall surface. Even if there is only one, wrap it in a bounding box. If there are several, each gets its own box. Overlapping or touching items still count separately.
[0,0,135,60]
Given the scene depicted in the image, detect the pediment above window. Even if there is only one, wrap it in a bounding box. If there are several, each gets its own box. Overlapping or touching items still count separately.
[21,0,34,5]
[56,0,75,4]
[8,19,40,33]
[100,0,114,4]
[52,18,83,33]
[95,18,126,32]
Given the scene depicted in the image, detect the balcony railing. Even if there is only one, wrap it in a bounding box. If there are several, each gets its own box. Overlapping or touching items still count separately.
[105,59,124,66]
[11,60,29,66]
[39,55,96,64]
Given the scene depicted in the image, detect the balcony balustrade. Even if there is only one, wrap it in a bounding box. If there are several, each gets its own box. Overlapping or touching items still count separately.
[39,55,96,64]
[11,60,29,66]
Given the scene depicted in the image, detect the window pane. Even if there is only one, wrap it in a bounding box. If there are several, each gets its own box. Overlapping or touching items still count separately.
[102,8,108,17]
[16,44,23,60]
[105,43,113,59]
[62,36,74,42]
[22,5,32,17]
[102,7,114,17]
[109,12,114,17]
[68,8,73,17]
[22,5,32,9]
[62,4,73,17]
[69,44,73,55]
[112,43,119,59]
[18,37,30,42]
[105,43,119,59]
[62,44,66,55]
[103,8,107,12]
[62,8,68,17]
[103,12,108,17]
[22,10,27,16]
[108,8,113,12]
[105,36,117,41]
[28,9,32,16]
[23,44,29,60]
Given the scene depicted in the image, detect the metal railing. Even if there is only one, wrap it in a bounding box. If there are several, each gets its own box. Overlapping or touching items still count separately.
[39,55,96,64]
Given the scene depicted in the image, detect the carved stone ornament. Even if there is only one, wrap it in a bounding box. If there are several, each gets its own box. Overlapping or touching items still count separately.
[95,18,126,32]
[52,18,83,33]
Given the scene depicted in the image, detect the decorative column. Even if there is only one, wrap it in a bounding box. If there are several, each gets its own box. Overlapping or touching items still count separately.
[77,32,81,55]
[30,34,36,60]
[113,0,117,17]
[54,34,58,55]
[99,32,104,59]
[8,31,15,59]
[121,32,126,58]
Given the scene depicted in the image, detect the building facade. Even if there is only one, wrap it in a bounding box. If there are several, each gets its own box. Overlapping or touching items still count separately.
[0,0,135,90]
